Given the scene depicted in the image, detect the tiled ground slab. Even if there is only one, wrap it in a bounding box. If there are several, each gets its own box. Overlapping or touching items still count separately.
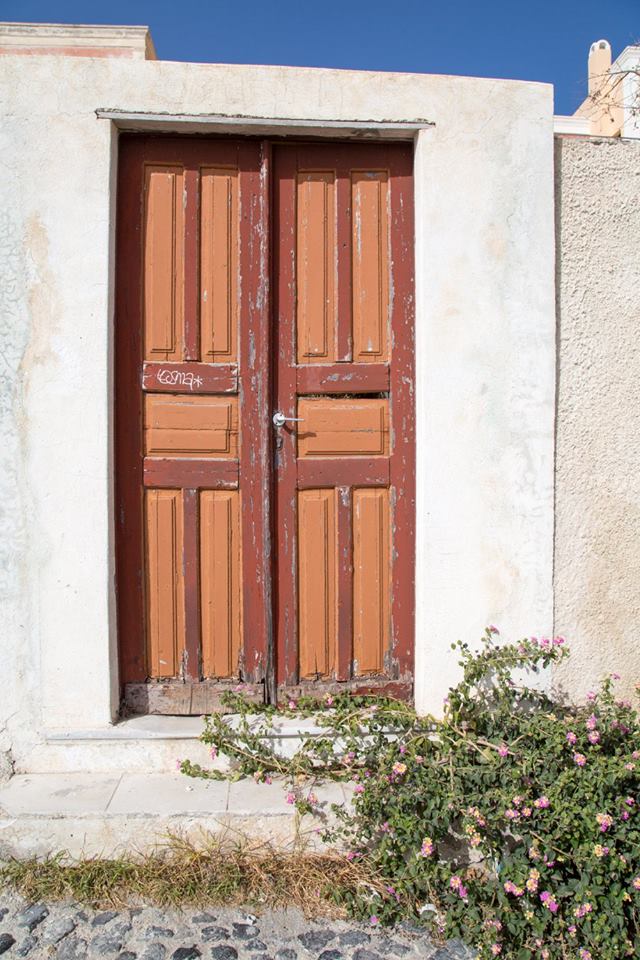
[0,774,352,859]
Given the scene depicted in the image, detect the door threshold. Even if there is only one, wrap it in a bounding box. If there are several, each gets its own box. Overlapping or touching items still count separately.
[45,715,205,741]
[45,713,336,743]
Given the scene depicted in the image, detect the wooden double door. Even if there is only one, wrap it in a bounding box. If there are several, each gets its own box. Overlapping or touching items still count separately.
[116,136,414,713]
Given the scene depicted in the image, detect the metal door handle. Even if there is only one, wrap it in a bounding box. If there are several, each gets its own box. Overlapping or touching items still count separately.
[272,411,304,428]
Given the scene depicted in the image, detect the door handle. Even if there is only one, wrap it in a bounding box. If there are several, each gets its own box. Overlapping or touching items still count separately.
[272,411,304,428]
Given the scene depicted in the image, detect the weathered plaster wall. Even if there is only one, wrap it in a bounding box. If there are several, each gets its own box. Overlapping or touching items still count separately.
[0,53,555,771]
[554,136,640,702]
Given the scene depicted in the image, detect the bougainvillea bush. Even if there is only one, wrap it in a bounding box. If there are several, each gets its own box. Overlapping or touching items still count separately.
[182,631,640,960]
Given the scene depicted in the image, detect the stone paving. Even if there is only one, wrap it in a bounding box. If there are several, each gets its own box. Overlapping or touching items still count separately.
[0,893,475,959]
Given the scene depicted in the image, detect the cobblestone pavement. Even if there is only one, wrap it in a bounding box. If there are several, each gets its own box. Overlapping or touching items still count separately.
[0,893,474,960]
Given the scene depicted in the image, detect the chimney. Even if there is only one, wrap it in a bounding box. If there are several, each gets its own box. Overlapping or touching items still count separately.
[0,22,157,60]
[588,39,612,96]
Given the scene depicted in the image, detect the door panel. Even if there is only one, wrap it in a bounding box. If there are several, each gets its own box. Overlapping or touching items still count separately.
[297,488,338,679]
[143,165,185,362]
[273,142,414,697]
[351,170,390,363]
[116,136,413,712]
[200,489,242,678]
[297,399,389,458]
[145,488,185,678]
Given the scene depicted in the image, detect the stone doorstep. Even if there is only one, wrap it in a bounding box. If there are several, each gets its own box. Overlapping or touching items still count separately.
[21,714,362,774]
[0,773,354,861]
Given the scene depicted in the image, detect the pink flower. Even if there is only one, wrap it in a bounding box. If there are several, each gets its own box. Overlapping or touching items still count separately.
[498,744,509,758]
[611,672,621,680]
[573,752,587,767]
[450,875,468,897]
[534,796,550,809]
[490,945,502,956]
[415,755,424,764]
[288,699,297,710]
[354,784,365,794]
[596,813,613,832]
[586,691,596,701]
[625,796,635,806]
[175,759,182,770]
[539,891,558,913]
[488,625,499,635]
[586,714,598,730]
[307,791,318,806]
[621,811,630,821]
[539,637,551,649]
[399,744,407,755]
[504,881,524,897]
[369,915,379,926]
[325,694,334,706]
[568,925,577,935]
[632,877,640,891]
[574,902,592,919]
[579,951,592,960]
[526,869,540,893]
[210,746,218,760]
[420,837,435,857]
[593,844,609,857]
[285,791,296,805]
[588,730,600,744]
[553,635,566,646]
[566,731,577,745]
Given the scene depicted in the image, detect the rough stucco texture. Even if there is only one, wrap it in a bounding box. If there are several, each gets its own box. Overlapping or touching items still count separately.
[554,136,640,702]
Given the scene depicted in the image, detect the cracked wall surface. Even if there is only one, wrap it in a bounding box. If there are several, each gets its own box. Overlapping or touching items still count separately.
[554,136,640,702]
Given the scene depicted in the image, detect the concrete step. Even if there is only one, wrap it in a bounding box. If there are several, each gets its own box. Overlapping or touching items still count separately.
[20,715,339,774]
[0,772,353,861]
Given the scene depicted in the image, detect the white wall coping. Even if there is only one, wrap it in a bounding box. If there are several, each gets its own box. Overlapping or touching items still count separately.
[554,115,590,135]
[96,109,435,139]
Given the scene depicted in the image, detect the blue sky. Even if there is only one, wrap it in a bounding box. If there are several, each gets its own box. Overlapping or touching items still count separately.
[3,0,638,114]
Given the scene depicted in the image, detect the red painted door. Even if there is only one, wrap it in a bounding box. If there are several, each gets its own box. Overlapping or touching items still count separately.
[273,144,414,699]
[115,136,414,713]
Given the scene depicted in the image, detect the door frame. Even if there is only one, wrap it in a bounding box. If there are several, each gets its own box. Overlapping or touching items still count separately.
[114,133,415,713]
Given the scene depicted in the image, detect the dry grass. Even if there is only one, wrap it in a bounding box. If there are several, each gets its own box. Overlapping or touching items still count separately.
[0,834,383,916]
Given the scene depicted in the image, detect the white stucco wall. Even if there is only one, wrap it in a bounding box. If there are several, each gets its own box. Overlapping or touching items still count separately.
[554,135,640,702]
[0,52,555,771]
